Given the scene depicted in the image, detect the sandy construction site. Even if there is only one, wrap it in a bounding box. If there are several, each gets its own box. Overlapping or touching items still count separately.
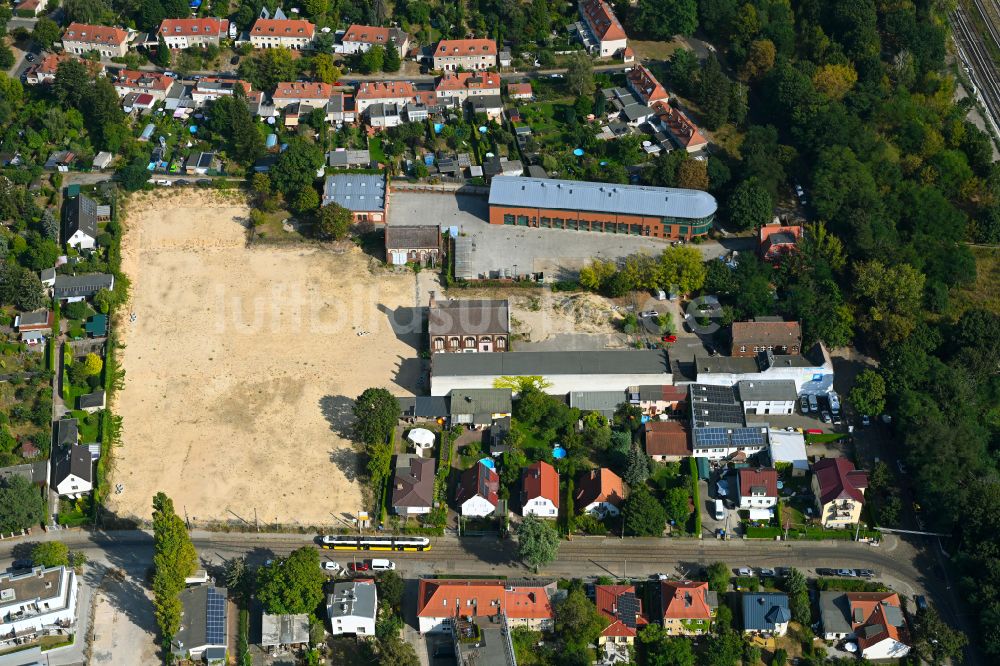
[108,190,423,526]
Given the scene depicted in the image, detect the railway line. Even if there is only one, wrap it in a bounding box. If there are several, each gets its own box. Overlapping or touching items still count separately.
[952,2,1000,136]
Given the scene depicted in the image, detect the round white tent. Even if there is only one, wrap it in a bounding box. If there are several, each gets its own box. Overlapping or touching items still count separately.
[406,428,436,451]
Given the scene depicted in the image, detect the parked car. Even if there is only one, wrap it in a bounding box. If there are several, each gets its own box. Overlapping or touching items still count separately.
[820,410,832,424]
[808,394,818,413]
[230,55,240,65]
[816,568,837,576]
[855,569,875,578]
[714,500,726,521]
[914,595,928,612]
[861,414,871,426]
[370,559,395,571]
[348,561,370,572]
[322,561,342,572]
[799,396,809,413]
[25,53,35,62]
[639,310,657,318]
[759,568,776,577]
[735,567,753,577]
[835,569,856,577]
[661,335,677,343]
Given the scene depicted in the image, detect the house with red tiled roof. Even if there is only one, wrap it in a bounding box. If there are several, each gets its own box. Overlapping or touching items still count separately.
[643,421,689,462]
[595,585,647,645]
[433,38,497,71]
[820,591,910,659]
[631,384,688,417]
[660,581,717,635]
[652,101,708,153]
[159,18,229,49]
[577,0,628,58]
[112,70,176,102]
[355,80,416,113]
[435,71,501,104]
[521,461,559,518]
[250,18,315,50]
[62,23,129,58]
[736,468,778,518]
[731,319,802,357]
[25,53,104,85]
[456,461,499,517]
[416,579,556,634]
[627,64,669,106]
[575,468,625,517]
[272,81,334,110]
[341,24,409,56]
[811,457,868,528]
[507,82,533,100]
[14,0,49,17]
[759,224,803,262]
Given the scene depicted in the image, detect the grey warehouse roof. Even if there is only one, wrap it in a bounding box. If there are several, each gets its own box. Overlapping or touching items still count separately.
[433,350,670,377]
[488,176,718,220]
[737,380,798,402]
[53,274,114,299]
[569,390,626,413]
[322,174,386,212]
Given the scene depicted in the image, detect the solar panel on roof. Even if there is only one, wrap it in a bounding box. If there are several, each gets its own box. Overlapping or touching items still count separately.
[206,588,226,645]
[618,592,639,628]
[690,384,737,404]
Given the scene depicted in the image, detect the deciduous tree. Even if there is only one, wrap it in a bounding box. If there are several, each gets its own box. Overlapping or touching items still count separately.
[632,0,698,39]
[32,541,70,567]
[912,606,968,664]
[311,53,341,83]
[727,178,772,230]
[316,202,353,240]
[256,547,326,614]
[517,514,560,569]
[151,492,198,640]
[360,45,385,73]
[352,388,400,447]
[270,138,324,197]
[32,17,62,49]
[659,245,707,295]
[0,475,45,532]
[565,53,595,99]
[83,353,103,376]
[849,369,886,417]
[676,158,709,190]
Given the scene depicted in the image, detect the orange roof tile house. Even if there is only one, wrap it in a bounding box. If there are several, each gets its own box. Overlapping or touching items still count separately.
[417,579,555,633]
[577,0,628,58]
[595,585,647,644]
[521,461,559,518]
[575,468,625,517]
[433,38,497,71]
[759,224,803,262]
[660,581,717,635]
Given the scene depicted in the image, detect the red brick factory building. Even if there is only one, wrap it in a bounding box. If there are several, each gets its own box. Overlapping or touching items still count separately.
[487,176,717,240]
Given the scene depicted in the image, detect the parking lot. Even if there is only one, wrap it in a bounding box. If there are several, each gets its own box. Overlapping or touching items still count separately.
[388,192,735,280]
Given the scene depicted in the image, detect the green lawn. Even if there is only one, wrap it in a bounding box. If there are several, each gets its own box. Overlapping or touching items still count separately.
[369,136,386,164]
[805,432,846,444]
[70,409,100,442]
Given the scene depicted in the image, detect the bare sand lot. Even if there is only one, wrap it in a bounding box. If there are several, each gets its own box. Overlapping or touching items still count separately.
[108,190,423,526]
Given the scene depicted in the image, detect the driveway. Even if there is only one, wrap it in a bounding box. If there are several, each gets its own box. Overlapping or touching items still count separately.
[87,566,159,666]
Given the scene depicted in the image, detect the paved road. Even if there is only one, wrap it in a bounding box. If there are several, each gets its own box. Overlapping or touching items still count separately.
[0,529,977,663]
[951,2,1000,136]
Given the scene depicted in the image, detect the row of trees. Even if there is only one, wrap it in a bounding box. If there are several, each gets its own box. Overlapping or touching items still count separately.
[579,245,707,298]
[151,492,198,655]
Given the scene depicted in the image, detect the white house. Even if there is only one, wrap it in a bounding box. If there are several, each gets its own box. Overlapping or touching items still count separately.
[159,18,229,49]
[61,23,129,58]
[173,586,227,661]
[416,579,555,635]
[52,445,93,497]
[767,430,808,475]
[327,580,377,637]
[687,344,834,396]
[737,380,797,417]
[456,462,499,517]
[0,566,78,650]
[250,18,315,50]
[521,461,559,518]
[736,468,778,520]
[692,426,768,462]
[64,195,98,251]
[575,468,625,518]
[340,24,409,56]
[819,592,911,660]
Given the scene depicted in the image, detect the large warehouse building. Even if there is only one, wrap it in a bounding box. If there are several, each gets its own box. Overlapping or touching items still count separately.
[430,349,672,396]
[487,176,717,240]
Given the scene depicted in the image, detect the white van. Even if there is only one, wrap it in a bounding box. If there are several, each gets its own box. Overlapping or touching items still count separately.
[370,559,396,571]
[714,500,726,521]
[655,289,667,301]
[184,569,209,585]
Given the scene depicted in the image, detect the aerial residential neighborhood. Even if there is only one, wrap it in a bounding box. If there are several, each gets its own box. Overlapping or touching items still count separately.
[0,0,993,665]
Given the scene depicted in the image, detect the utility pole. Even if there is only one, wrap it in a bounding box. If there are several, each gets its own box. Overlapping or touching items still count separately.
[254,508,258,533]
[623,559,627,581]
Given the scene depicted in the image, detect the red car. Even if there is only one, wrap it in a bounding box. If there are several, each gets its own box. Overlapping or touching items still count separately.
[661,335,677,343]
[348,561,370,572]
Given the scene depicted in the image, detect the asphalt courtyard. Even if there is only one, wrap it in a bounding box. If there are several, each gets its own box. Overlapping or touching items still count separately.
[388,192,739,280]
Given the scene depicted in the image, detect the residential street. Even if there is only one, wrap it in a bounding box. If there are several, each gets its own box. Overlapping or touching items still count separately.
[0,528,978,662]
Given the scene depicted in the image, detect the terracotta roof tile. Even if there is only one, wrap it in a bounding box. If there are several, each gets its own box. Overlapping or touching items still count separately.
[436,38,497,57]
[575,468,624,509]
[521,461,559,506]
[63,23,128,46]
[251,18,315,38]
[643,421,689,457]
[580,0,627,42]
[812,457,868,505]
[417,580,554,620]
[737,468,779,499]
[661,581,713,620]
[160,18,229,37]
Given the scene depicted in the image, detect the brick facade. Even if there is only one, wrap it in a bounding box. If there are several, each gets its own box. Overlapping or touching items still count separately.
[487,204,712,240]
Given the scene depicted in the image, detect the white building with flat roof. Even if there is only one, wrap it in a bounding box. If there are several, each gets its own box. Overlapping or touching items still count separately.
[0,566,78,649]
[327,580,376,636]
